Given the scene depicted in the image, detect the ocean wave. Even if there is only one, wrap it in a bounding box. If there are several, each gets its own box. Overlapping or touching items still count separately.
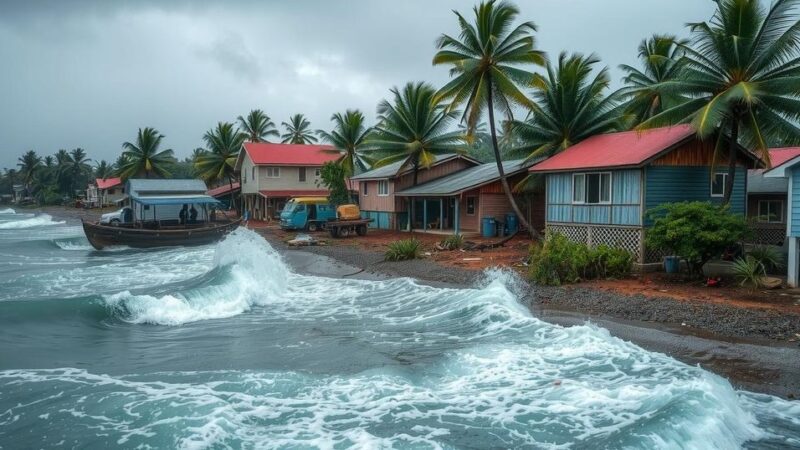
[53,238,94,251]
[0,208,15,214]
[0,213,65,229]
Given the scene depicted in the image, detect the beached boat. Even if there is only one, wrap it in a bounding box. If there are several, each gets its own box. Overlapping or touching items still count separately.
[81,218,241,250]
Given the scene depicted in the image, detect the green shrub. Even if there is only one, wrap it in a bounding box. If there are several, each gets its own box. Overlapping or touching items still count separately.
[646,201,750,275]
[732,256,766,289]
[528,233,633,285]
[440,234,463,250]
[385,238,422,261]
[747,245,784,273]
[589,245,634,279]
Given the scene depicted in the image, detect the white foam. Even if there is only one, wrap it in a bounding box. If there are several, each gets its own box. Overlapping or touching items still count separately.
[54,240,94,251]
[0,208,15,214]
[0,213,65,229]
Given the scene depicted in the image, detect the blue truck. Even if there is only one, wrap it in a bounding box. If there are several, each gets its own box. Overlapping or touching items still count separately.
[279,197,337,231]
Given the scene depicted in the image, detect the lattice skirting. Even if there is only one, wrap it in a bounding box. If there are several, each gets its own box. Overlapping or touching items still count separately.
[746,226,787,246]
[546,224,645,263]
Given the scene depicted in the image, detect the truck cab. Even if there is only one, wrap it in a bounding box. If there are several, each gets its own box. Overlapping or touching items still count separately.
[279,197,336,231]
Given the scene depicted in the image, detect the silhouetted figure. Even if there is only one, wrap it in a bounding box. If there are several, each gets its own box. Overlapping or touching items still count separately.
[189,206,198,224]
[179,204,189,225]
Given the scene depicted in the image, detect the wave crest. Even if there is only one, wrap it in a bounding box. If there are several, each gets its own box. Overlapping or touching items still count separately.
[0,208,15,214]
[0,213,65,229]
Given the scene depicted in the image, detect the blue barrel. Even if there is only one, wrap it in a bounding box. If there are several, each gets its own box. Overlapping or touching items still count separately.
[481,217,496,238]
[505,213,518,235]
[664,256,681,274]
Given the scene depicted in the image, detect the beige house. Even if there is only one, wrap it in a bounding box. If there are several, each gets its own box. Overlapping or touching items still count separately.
[234,142,341,220]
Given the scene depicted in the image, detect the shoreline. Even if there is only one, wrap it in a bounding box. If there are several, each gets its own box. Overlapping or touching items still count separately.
[33,206,800,399]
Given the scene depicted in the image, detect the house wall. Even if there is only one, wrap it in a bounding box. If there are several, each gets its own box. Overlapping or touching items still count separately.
[359,180,397,212]
[241,156,258,194]
[650,138,753,167]
[792,169,800,236]
[546,169,643,226]
[256,166,321,191]
[644,166,747,218]
[747,193,786,222]
[394,158,475,191]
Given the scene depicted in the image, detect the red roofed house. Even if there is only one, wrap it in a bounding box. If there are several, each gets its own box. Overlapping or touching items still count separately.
[86,177,124,207]
[530,125,762,264]
[234,143,341,220]
[747,147,800,245]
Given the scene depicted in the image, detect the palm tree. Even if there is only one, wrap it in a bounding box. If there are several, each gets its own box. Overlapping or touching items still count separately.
[316,109,373,177]
[509,53,627,160]
[54,149,72,194]
[237,109,279,143]
[195,122,245,210]
[640,0,800,203]
[67,148,92,196]
[17,150,41,197]
[94,160,114,180]
[367,82,464,187]
[618,35,688,125]
[118,127,176,179]
[433,0,546,236]
[281,114,318,144]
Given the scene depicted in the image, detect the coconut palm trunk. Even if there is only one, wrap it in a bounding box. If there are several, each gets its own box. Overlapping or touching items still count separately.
[723,119,739,204]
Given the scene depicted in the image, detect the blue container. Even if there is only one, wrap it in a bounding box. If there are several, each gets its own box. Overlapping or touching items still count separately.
[505,213,518,235]
[664,256,681,274]
[481,217,496,238]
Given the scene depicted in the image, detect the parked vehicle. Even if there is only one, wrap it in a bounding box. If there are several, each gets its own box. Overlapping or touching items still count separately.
[327,204,373,238]
[100,207,133,225]
[279,197,337,231]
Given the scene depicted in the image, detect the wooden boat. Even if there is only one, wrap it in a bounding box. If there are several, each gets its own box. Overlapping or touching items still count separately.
[81,218,242,250]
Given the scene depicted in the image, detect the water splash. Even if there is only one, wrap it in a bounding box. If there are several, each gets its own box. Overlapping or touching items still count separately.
[0,213,65,229]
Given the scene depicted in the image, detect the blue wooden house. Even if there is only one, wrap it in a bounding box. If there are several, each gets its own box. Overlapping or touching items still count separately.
[764,154,800,286]
[529,125,761,264]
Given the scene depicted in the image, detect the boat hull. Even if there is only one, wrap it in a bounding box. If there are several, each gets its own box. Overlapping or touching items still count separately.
[81,219,242,250]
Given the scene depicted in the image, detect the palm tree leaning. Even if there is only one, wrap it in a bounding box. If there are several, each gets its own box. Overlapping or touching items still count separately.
[433,0,546,237]
[316,109,373,177]
[618,35,688,126]
[237,109,279,143]
[510,53,627,161]
[17,150,42,198]
[195,122,245,211]
[118,127,176,179]
[640,0,800,203]
[281,114,318,144]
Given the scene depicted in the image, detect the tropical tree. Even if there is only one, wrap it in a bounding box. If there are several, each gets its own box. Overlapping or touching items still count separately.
[281,114,318,144]
[237,109,279,143]
[118,127,176,179]
[17,150,41,197]
[618,35,688,125]
[316,109,373,177]
[640,0,800,203]
[367,82,464,186]
[94,160,114,180]
[195,122,245,210]
[433,0,546,236]
[509,53,627,160]
[66,148,92,195]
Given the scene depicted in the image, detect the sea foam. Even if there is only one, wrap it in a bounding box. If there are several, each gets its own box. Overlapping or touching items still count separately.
[0,213,65,229]
[0,208,15,214]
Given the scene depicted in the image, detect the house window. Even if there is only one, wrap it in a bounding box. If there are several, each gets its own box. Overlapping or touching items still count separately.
[265,167,280,178]
[711,172,727,197]
[377,180,389,196]
[315,168,321,178]
[362,182,369,196]
[466,196,476,215]
[299,167,307,182]
[758,200,784,223]
[252,167,256,180]
[572,173,611,204]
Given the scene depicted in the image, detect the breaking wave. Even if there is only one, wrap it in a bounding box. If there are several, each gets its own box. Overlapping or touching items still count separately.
[0,208,15,214]
[0,213,65,229]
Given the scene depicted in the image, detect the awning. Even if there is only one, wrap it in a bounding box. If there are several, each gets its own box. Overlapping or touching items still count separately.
[258,190,328,198]
[131,194,221,206]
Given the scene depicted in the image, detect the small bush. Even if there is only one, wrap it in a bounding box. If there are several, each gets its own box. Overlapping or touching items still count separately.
[732,256,766,289]
[440,234,463,250]
[528,233,632,285]
[385,238,422,261]
[747,245,784,273]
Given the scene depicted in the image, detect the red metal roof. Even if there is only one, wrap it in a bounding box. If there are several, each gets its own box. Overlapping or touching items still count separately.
[207,182,240,197]
[96,177,122,190]
[258,190,329,198]
[768,147,800,168]
[243,142,340,166]
[530,125,696,172]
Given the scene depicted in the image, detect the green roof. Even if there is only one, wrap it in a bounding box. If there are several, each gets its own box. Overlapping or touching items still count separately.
[395,159,538,196]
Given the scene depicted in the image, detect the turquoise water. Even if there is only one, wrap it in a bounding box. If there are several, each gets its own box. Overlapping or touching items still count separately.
[0,208,798,448]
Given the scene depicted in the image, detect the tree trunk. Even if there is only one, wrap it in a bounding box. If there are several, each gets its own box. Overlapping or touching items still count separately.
[228,177,236,214]
[485,77,539,239]
[722,120,739,205]
[409,159,420,231]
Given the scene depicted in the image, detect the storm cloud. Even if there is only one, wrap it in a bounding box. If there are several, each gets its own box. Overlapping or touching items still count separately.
[0,0,715,168]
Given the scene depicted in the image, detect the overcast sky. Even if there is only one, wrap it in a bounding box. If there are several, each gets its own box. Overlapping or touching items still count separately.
[0,0,716,170]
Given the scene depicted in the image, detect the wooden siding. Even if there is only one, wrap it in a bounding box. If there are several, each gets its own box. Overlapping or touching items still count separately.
[644,166,747,218]
[394,158,475,191]
[358,180,396,212]
[792,169,800,236]
[459,189,480,231]
[546,170,643,226]
[651,139,752,167]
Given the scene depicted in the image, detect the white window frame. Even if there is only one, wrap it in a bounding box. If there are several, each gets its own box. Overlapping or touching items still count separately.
[711,172,727,197]
[572,172,612,205]
[466,196,477,215]
[265,167,280,178]
[299,167,307,182]
[757,200,784,224]
[377,180,389,196]
[315,168,321,178]
[362,181,369,197]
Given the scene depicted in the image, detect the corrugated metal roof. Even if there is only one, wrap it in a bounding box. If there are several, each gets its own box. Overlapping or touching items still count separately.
[395,159,537,196]
[207,182,240,197]
[242,142,339,166]
[768,147,800,168]
[748,169,787,193]
[349,154,474,180]
[127,179,208,197]
[96,177,122,190]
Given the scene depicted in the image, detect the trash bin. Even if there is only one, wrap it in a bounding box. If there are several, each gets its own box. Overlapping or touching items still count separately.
[664,256,681,273]
[495,220,504,237]
[505,213,518,235]
[481,217,496,238]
